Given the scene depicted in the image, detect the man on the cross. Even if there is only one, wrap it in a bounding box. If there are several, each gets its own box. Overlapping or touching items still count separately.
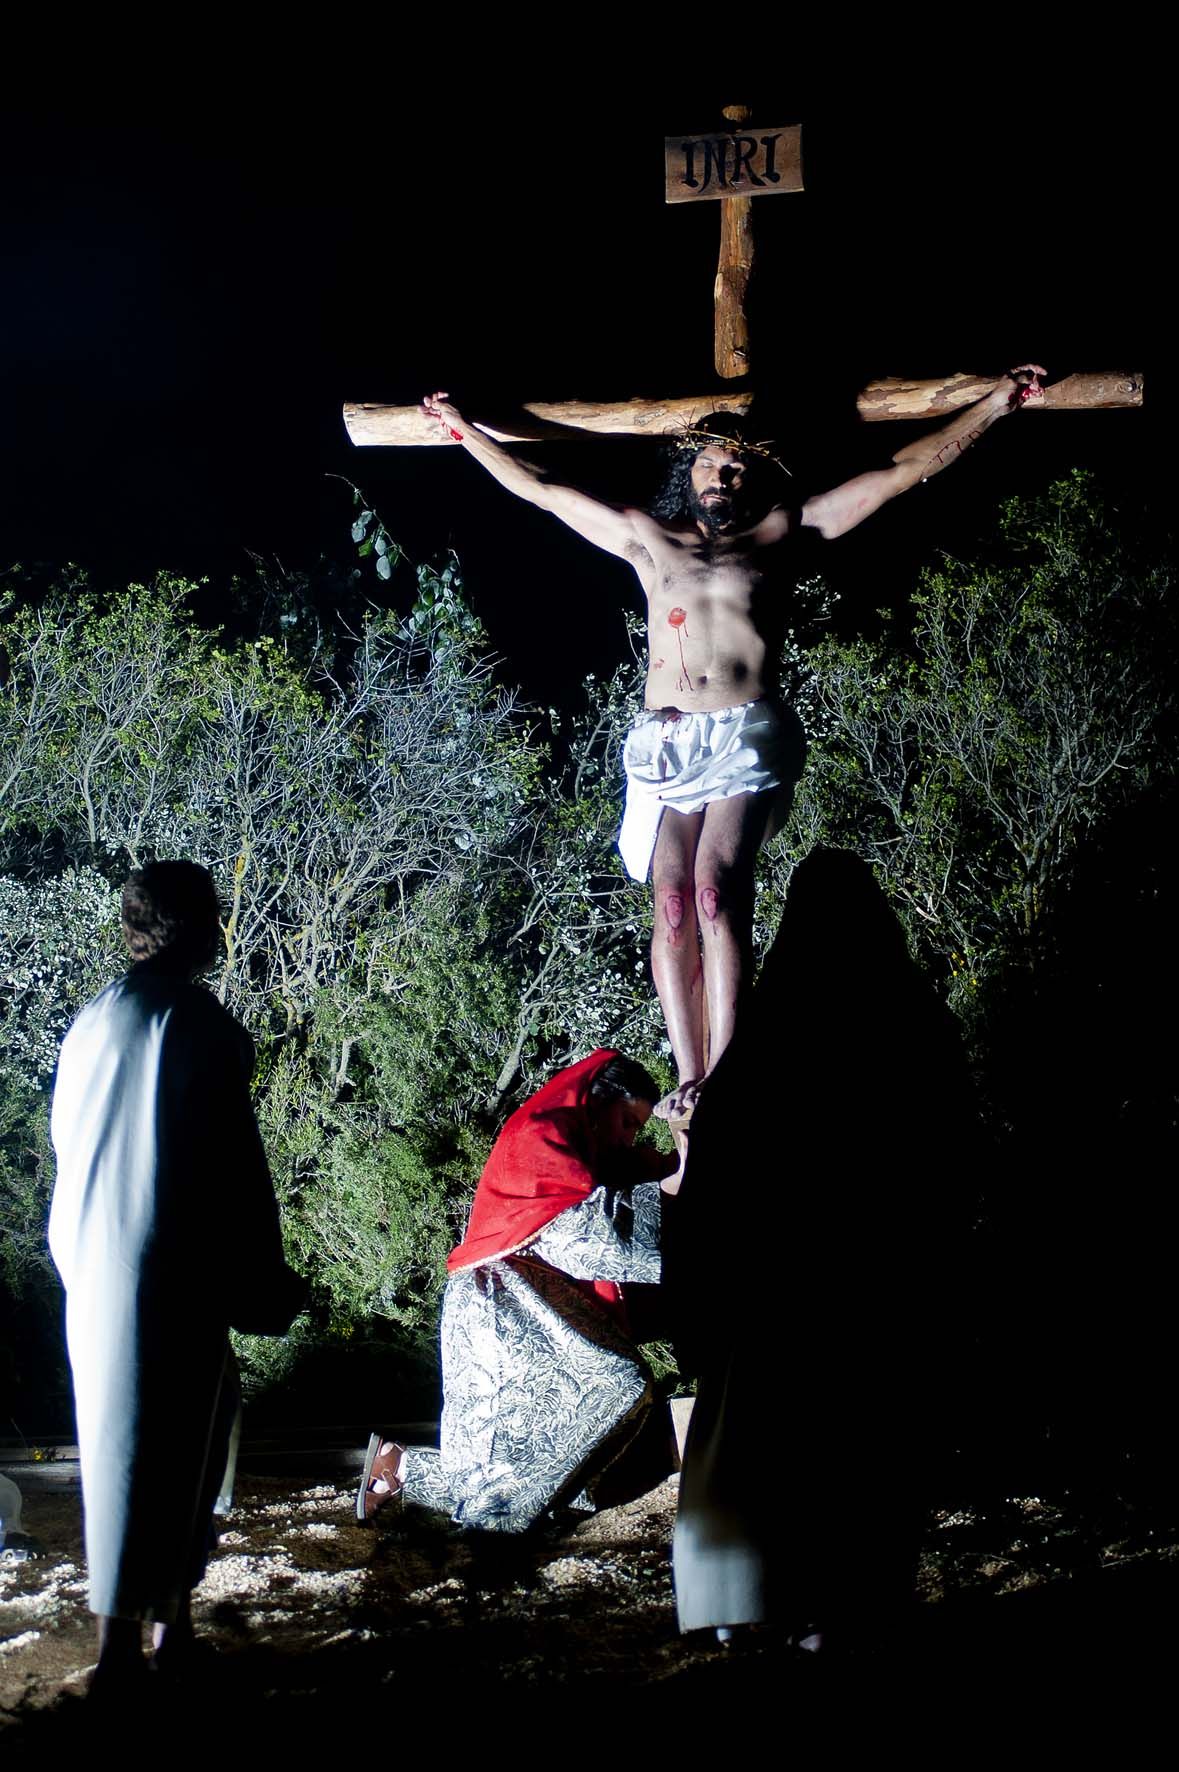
[423,368,1044,1116]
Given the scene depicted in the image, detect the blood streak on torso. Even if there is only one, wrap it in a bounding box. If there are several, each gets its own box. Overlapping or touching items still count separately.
[667,607,693,692]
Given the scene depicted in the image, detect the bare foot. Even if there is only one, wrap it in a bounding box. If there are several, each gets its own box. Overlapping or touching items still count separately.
[655,1079,703,1121]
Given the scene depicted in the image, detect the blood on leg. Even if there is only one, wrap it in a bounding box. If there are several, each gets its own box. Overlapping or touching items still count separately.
[692,793,774,1078]
[661,890,687,946]
[650,809,707,1091]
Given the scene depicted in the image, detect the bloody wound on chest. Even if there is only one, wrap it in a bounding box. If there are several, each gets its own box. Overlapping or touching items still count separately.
[667,608,693,691]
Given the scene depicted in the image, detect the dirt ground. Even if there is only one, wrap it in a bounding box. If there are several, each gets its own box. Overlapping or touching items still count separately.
[4,1468,1179,1744]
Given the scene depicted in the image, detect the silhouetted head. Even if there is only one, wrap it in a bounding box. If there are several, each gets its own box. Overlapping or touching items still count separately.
[651,413,783,533]
[120,861,222,975]
[589,1053,660,1147]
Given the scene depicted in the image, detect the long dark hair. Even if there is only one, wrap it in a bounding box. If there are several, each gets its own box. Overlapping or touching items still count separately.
[650,412,779,523]
[589,1053,660,1107]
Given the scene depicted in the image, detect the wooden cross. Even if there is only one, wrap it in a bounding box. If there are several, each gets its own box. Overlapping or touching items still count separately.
[343,108,1143,450]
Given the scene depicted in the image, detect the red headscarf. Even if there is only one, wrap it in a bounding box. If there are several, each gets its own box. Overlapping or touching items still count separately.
[447,1049,620,1274]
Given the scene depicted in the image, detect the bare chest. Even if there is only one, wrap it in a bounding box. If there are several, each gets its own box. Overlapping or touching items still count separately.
[647,536,776,624]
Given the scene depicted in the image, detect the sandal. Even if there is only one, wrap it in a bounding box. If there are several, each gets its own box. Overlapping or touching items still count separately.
[357,1433,406,1523]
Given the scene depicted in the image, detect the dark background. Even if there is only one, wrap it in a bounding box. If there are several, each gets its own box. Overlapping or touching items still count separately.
[1,99,1162,701]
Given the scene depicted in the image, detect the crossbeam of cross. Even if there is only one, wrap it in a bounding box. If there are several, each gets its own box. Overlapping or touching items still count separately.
[344,108,1142,451]
[343,372,1142,449]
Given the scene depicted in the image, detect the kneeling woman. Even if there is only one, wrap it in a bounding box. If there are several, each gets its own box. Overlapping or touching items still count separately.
[359,1050,680,1532]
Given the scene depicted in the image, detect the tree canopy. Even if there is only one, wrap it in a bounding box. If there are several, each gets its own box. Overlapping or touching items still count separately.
[2,473,1173,1415]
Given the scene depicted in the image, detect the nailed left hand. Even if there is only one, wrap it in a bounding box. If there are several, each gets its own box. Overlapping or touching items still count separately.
[1006,363,1047,407]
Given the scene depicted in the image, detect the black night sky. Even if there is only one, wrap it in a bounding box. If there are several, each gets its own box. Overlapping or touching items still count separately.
[1,100,1164,702]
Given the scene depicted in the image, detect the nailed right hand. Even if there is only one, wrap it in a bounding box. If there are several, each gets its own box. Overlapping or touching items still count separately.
[421,390,467,441]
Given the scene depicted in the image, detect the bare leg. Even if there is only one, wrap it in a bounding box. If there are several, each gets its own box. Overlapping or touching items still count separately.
[650,809,706,1110]
[692,791,774,1078]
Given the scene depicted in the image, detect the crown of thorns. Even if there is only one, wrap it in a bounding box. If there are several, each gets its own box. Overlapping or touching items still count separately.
[672,425,793,478]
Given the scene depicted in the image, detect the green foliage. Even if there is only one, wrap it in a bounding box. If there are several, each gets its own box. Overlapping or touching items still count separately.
[0,869,123,1086]
[348,489,401,583]
[0,551,674,1398]
[7,474,1168,1403]
[768,473,1176,1024]
[0,1071,56,1295]
[0,573,215,863]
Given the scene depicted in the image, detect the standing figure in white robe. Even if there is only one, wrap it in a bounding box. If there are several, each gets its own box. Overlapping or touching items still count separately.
[49,861,305,1695]
[358,1050,682,1532]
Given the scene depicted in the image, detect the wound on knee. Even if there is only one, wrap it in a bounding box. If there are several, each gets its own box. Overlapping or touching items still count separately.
[699,886,720,922]
[662,892,685,944]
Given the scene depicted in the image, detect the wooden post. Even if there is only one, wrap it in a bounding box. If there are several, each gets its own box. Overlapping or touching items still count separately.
[715,104,754,381]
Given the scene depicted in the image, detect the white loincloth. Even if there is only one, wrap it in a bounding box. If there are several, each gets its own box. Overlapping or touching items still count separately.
[618,698,805,883]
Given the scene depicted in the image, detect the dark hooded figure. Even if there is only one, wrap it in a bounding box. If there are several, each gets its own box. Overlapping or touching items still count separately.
[667,848,979,1645]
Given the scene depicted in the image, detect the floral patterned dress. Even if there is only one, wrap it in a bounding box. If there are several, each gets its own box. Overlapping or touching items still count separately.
[403,1181,662,1532]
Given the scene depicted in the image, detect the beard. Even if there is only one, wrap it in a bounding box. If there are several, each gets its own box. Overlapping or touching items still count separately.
[689,487,738,533]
